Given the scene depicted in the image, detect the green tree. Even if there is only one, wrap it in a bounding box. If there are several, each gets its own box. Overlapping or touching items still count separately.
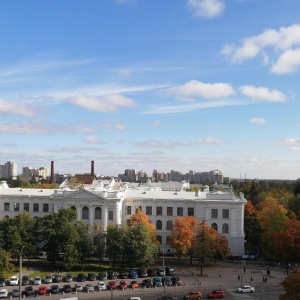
[75,222,93,264]
[0,248,13,276]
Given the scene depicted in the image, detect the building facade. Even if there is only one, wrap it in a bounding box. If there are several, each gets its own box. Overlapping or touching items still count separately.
[0,161,17,179]
[0,178,246,256]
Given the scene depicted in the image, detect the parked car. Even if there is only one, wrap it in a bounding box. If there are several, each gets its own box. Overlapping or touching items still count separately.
[77,274,86,282]
[65,274,73,282]
[85,284,94,292]
[157,296,178,300]
[138,269,148,277]
[119,271,128,279]
[50,285,60,294]
[152,277,162,287]
[98,273,107,281]
[147,269,157,277]
[33,276,42,285]
[236,285,255,293]
[207,290,225,298]
[63,284,72,293]
[158,268,165,276]
[11,289,20,297]
[22,276,29,286]
[166,267,175,276]
[24,286,34,296]
[43,274,52,284]
[162,277,172,286]
[97,282,106,291]
[125,298,142,300]
[87,273,96,281]
[38,286,47,295]
[107,281,116,290]
[53,274,62,283]
[9,276,18,286]
[183,291,203,299]
[107,271,117,280]
[0,278,5,287]
[119,280,127,289]
[129,270,138,279]
[130,281,139,289]
[74,284,83,292]
[142,279,152,288]
[171,277,181,285]
[0,289,8,298]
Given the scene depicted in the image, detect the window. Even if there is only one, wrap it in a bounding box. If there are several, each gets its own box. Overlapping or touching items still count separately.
[166,220,173,231]
[211,209,218,218]
[211,223,218,231]
[156,220,162,230]
[222,223,229,234]
[95,207,102,219]
[70,206,76,211]
[177,207,183,216]
[167,207,173,216]
[33,203,39,212]
[43,204,49,212]
[146,206,152,215]
[23,203,29,212]
[222,209,229,219]
[108,211,113,220]
[125,206,132,215]
[157,235,162,244]
[14,203,19,212]
[188,207,194,216]
[82,206,89,219]
[4,203,10,211]
[156,206,162,215]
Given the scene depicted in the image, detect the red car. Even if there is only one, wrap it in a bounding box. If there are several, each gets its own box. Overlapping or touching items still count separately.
[119,280,127,289]
[38,286,47,295]
[107,281,116,290]
[207,290,225,298]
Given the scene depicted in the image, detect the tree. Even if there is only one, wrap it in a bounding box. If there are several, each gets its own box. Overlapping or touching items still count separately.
[75,222,93,264]
[169,216,197,262]
[0,249,13,276]
[280,268,300,300]
[214,233,231,263]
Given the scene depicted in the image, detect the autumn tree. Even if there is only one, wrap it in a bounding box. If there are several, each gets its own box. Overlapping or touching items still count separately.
[214,233,231,263]
[280,268,300,300]
[169,216,197,263]
[0,249,13,276]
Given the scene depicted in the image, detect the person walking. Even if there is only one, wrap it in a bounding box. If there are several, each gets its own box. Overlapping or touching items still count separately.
[219,271,222,277]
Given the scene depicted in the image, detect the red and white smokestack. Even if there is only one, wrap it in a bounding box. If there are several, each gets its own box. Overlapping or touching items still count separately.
[91,160,94,176]
[50,161,54,184]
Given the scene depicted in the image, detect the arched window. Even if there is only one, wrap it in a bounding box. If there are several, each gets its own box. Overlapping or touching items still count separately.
[156,220,162,230]
[82,206,89,219]
[70,206,76,211]
[157,235,162,244]
[166,220,173,231]
[211,223,218,231]
[222,223,229,234]
[95,207,102,220]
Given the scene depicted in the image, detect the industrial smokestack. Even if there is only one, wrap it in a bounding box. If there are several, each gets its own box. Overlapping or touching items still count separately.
[91,160,94,176]
[50,161,54,184]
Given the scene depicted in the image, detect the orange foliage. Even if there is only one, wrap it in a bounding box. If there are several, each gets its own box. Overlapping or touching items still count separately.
[280,268,300,300]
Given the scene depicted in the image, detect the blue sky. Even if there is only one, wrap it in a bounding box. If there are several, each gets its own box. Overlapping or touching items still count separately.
[0,0,300,180]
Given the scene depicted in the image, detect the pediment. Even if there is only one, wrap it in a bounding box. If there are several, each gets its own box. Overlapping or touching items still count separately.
[61,189,105,201]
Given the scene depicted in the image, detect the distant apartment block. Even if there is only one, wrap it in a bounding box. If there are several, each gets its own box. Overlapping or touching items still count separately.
[22,166,50,179]
[0,161,17,179]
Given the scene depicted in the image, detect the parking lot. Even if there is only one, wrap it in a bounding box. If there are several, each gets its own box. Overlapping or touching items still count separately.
[1,263,287,300]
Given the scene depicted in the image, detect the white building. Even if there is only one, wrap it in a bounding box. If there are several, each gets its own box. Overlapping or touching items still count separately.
[0,161,17,179]
[0,178,246,256]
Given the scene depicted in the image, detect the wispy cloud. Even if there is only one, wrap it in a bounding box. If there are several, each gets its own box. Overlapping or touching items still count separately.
[162,80,235,101]
[194,137,224,144]
[240,86,287,102]
[282,138,300,144]
[187,0,225,18]
[84,136,104,144]
[102,119,126,131]
[0,99,36,116]
[135,140,184,149]
[66,93,138,113]
[221,24,300,74]
[250,117,266,124]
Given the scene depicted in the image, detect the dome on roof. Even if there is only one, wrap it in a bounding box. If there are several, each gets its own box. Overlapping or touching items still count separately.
[0,181,9,189]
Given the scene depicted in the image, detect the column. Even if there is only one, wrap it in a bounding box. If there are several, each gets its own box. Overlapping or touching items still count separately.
[103,206,108,230]
[89,205,93,226]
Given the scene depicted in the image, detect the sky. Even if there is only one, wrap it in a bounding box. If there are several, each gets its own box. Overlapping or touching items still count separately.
[0,0,300,180]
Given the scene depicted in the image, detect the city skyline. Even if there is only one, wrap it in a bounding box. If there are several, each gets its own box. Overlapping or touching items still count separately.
[1,1,300,180]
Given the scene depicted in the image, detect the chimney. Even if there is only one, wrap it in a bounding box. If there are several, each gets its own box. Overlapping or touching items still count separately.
[50,161,54,184]
[91,160,94,176]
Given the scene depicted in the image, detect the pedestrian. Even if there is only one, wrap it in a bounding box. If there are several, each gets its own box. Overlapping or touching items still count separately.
[250,276,253,281]
[244,267,246,274]
[219,271,222,277]
[238,275,240,281]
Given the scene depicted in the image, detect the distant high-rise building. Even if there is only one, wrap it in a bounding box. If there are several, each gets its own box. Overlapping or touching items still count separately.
[0,161,17,179]
[22,166,50,179]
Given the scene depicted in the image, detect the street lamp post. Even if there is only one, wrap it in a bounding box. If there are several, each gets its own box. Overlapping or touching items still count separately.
[19,246,25,300]
[162,248,166,293]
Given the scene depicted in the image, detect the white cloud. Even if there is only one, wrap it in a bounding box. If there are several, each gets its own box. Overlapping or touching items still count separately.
[249,117,266,124]
[282,138,300,144]
[187,0,225,18]
[240,85,287,102]
[221,24,300,74]
[163,80,235,100]
[195,137,223,144]
[102,119,126,131]
[135,140,183,149]
[118,67,133,76]
[0,99,36,116]
[84,136,103,144]
[66,93,137,113]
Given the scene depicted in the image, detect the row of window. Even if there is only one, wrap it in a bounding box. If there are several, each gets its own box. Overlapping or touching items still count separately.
[4,202,49,213]
[70,206,114,221]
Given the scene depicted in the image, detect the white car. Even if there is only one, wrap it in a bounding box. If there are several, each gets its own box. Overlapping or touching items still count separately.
[236,285,255,293]
[97,282,106,291]
[33,276,42,285]
[9,276,18,286]
[85,284,94,292]
[75,284,83,292]
[0,289,8,298]
[44,274,52,284]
